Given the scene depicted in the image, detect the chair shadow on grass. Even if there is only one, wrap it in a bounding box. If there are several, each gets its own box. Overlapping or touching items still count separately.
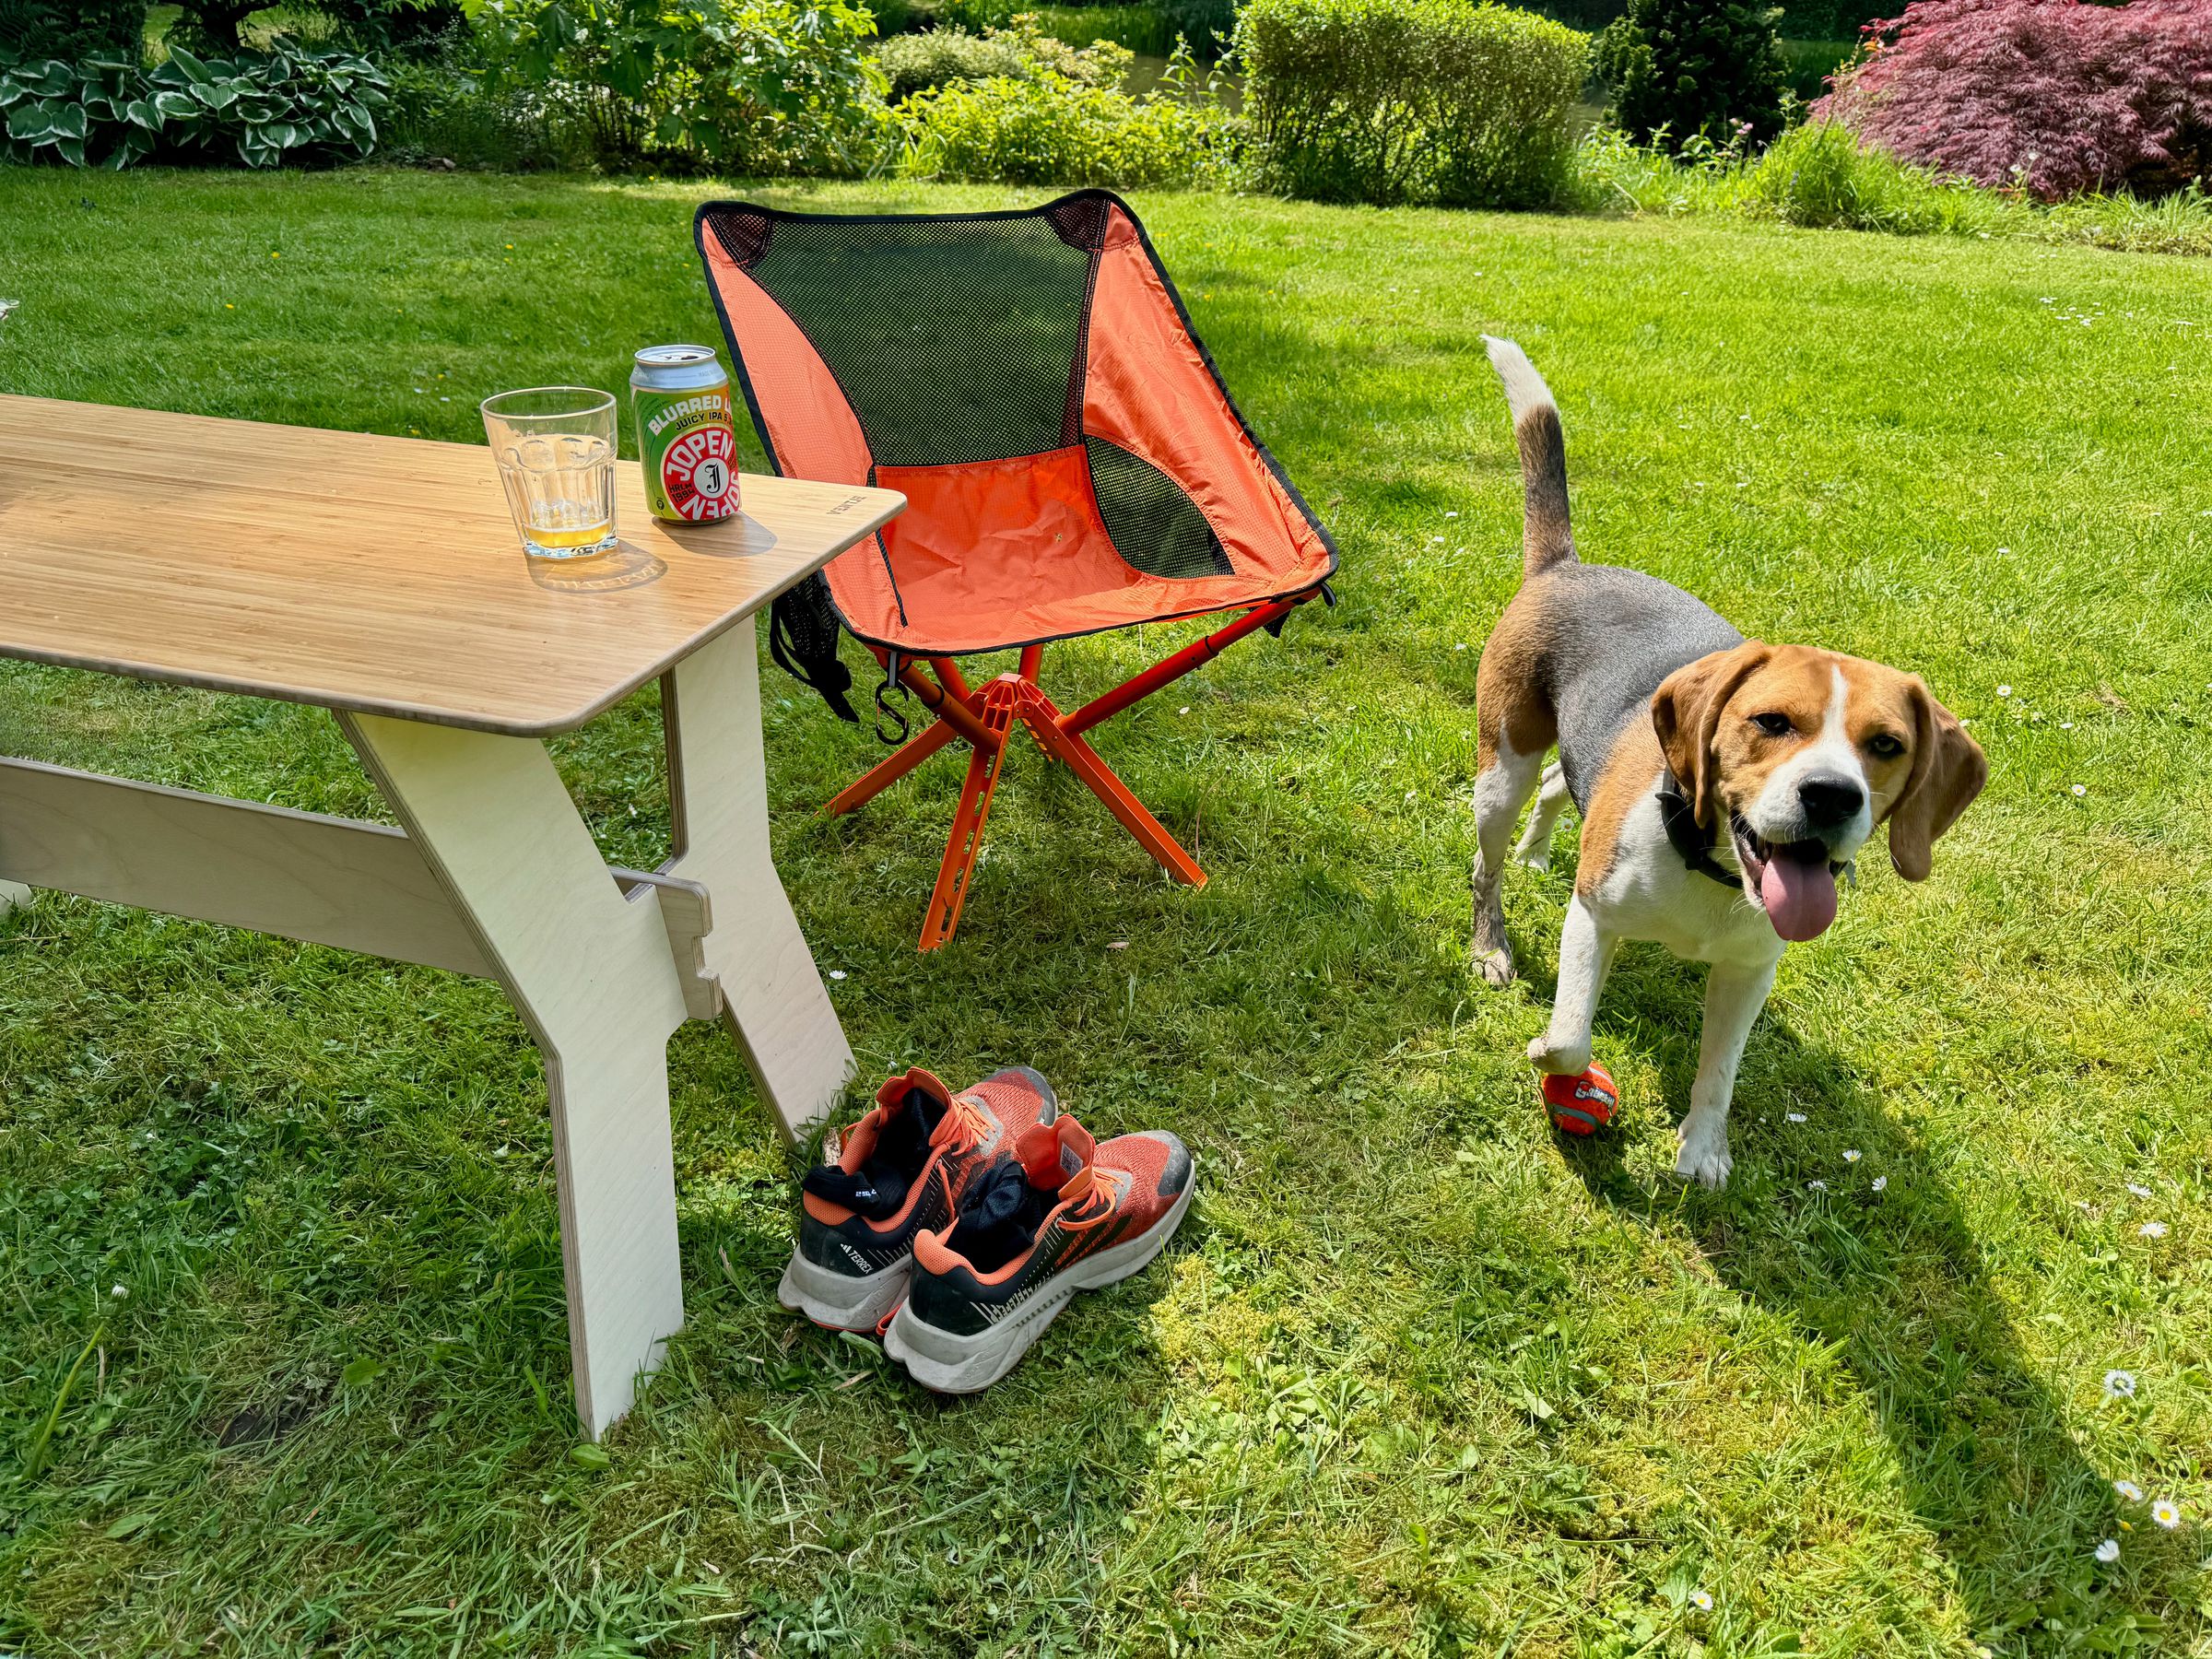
[1547,950,2175,1650]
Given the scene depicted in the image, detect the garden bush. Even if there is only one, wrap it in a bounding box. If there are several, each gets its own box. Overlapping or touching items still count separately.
[1594,0,1786,148]
[1560,119,2212,254]
[1817,0,2212,200]
[1738,117,1986,230]
[895,38,1230,182]
[163,0,459,53]
[466,0,890,172]
[381,53,586,167]
[0,0,146,61]
[873,18,1117,102]
[1238,0,1588,207]
[0,39,388,167]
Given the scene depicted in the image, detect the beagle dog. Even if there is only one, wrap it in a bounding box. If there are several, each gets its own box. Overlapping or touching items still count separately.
[1469,337,1987,1186]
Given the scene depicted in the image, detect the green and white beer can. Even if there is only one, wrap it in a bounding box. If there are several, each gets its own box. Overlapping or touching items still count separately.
[630,344,740,523]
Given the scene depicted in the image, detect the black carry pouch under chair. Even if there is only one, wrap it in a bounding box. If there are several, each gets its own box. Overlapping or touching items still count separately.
[769,573,858,724]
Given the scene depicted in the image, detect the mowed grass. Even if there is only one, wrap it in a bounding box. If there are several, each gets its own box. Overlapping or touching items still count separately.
[2,167,2210,1656]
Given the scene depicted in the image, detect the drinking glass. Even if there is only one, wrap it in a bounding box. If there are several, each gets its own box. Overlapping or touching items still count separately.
[480,387,619,560]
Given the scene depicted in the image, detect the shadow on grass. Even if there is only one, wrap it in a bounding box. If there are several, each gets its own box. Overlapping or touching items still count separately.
[1565,969,2176,1652]
[635,1099,1184,1653]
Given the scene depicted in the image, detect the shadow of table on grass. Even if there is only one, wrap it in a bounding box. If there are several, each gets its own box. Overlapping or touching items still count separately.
[1556,971,2182,1653]
[654,1110,1181,1653]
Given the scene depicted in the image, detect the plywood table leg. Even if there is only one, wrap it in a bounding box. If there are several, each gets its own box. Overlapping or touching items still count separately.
[663,621,856,1142]
[342,712,689,1440]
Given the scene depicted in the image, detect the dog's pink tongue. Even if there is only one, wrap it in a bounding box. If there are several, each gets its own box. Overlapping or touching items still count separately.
[1760,855,1838,942]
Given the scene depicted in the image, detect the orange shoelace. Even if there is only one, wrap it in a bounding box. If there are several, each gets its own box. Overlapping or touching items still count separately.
[935,1093,992,1159]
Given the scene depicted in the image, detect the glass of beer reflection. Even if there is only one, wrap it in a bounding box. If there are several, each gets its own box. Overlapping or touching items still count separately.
[480,386,619,560]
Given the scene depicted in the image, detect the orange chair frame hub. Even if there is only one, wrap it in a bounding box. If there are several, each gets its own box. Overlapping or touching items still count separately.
[694,190,1337,950]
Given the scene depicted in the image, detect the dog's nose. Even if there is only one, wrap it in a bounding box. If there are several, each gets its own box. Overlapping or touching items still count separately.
[1797,773,1865,830]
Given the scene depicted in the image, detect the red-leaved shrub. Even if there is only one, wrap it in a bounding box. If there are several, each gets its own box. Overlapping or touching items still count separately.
[1815,0,2212,200]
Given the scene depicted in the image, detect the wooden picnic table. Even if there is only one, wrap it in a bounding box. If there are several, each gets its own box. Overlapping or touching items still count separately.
[0,395,905,1437]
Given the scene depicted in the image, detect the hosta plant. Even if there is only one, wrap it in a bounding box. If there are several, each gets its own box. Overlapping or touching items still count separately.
[1817,0,2212,199]
[0,40,391,169]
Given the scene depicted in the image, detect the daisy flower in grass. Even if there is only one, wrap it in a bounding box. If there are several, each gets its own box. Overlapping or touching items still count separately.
[1786,1112,1806,1124]
[1842,1148,1862,1162]
[1871,1175,1888,1192]
[2127,1183,2152,1198]
[2095,1538,2121,1563]
[1689,1590,1714,1612]
[2152,1500,2181,1530]
[2139,1221,2169,1239]
[2102,1370,2137,1402]
[2114,1480,2144,1503]
[1806,1180,1829,1192]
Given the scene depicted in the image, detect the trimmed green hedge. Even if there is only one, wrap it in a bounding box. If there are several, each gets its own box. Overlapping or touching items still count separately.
[1238,0,1588,207]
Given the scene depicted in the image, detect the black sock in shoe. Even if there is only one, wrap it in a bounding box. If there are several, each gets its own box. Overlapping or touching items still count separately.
[941,1157,1054,1274]
[802,1081,951,1221]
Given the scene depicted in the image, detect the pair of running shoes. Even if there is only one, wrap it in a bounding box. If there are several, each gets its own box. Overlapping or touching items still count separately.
[777,1065,1194,1393]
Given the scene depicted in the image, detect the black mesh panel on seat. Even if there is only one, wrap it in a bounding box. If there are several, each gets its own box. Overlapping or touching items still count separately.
[735,214,1094,469]
[1085,438,1232,580]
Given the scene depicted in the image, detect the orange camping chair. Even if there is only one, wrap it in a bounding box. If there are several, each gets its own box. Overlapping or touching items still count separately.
[695,189,1337,950]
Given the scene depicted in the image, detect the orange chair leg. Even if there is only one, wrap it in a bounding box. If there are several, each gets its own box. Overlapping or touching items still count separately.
[832,614,1283,946]
[1014,682,1206,888]
[918,683,1018,952]
[824,718,959,817]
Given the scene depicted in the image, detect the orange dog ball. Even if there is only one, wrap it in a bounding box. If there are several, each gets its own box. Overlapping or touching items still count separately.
[1542,1063,1618,1136]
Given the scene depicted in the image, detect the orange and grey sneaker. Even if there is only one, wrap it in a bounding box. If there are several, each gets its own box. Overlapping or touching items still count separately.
[777,1065,1057,1332]
[882,1115,1194,1394]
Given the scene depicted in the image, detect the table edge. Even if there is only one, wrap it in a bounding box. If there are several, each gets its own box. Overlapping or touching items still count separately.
[1,498,903,737]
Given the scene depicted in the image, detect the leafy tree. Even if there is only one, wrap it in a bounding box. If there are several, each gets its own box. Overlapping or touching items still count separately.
[1597,0,1786,149]
[467,0,891,173]
[1818,0,2212,199]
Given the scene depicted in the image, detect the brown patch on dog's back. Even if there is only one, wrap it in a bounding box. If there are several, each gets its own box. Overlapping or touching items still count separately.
[1475,577,1569,768]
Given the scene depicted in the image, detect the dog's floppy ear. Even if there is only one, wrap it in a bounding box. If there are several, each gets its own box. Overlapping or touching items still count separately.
[1651,642,1771,829]
[1885,678,1986,881]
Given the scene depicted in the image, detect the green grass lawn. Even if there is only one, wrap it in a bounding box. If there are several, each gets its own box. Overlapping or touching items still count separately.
[3,168,2210,1656]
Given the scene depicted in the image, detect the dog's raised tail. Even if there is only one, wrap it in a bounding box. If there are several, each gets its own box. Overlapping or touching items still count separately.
[1482,335,1576,576]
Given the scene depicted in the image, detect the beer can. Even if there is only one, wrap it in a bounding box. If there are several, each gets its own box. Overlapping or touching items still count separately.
[630,344,740,523]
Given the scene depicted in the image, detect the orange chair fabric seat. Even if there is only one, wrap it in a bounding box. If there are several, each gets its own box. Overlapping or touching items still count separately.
[695,191,1336,656]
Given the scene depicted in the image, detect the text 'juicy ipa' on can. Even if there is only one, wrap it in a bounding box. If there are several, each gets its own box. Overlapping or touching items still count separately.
[630,344,740,523]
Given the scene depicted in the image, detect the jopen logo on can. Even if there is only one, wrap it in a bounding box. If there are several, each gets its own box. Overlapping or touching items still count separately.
[631,344,739,524]
[659,424,736,521]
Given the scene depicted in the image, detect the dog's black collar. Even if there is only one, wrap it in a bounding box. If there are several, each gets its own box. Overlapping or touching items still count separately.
[1657,770,1742,888]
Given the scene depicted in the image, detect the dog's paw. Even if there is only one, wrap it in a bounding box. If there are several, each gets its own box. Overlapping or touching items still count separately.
[1526,1033,1592,1075]
[1673,1120,1733,1189]
[1475,947,1516,986]
[1512,843,1551,873]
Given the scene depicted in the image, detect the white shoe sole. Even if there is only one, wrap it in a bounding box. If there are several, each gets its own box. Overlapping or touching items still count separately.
[883,1177,1194,1394]
[778,1249,911,1332]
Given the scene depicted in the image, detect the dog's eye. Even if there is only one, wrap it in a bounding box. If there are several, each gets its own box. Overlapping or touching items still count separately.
[1750,712,1794,737]
[1867,732,1906,759]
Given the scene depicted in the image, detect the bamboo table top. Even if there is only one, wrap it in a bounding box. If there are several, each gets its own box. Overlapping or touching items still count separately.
[0,396,904,735]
